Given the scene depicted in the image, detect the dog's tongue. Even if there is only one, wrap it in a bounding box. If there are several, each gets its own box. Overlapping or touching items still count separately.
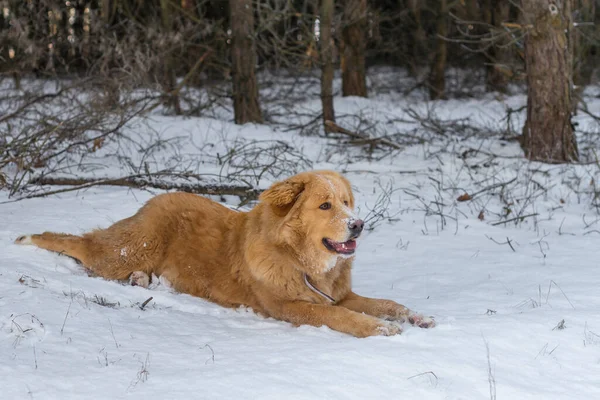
[332,240,356,252]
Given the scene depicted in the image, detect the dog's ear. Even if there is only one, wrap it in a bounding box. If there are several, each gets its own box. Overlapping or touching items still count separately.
[260,174,307,215]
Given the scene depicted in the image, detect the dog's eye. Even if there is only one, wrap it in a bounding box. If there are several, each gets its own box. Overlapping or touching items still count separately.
[319,202,331,210]
[344,201,349,206]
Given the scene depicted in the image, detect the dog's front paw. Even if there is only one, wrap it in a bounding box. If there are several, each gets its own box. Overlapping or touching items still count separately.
[352,316,403,337]
[372,300,409,321]
[408,313,436,329]
[129,271,150,288]
[375,320,404,336]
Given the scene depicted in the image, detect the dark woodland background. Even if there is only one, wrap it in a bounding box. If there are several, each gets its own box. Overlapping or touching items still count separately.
[2,1,598,94]
[0,0,598,194]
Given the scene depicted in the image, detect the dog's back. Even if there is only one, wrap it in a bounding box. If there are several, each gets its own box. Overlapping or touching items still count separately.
[15,192,251,302]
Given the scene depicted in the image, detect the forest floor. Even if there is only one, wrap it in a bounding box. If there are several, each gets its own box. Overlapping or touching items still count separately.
[2,69,600,399]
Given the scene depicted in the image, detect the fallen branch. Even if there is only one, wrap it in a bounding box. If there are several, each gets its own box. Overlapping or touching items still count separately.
[139,297,153,311]
[491,213,538,226]
[472,178,518,199]
[2,173,262,203]
[407,371,438,381]
[324,120,402,150]
[457,177,518,202]
[486,235,517,252]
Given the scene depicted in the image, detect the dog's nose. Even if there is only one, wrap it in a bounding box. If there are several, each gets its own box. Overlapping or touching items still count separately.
[348,219,364,235]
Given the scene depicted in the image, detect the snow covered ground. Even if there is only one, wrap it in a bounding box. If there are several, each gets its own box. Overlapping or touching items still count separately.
[2,72,600,399]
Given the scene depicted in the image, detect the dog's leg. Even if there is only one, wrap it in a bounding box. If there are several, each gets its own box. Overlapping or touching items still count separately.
[16,230,158,282]
[129,271,150,288]
[269,300,404,337]
[337,291,435,328]
[15,233,93,266]
[127,271,174,290]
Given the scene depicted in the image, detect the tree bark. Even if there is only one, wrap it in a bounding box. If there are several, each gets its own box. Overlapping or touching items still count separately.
[160,0,181,115]
[230,0,263,124]
[572,0,595,108]
[429,0,447,100]
[407,0,427,76]
[465,0,481,23]
[341,0,367,97]
[100,0,112,24]
[481,0,493,26]
[521,0,578,163]
[486,0,513,92]
[320,0,335,128]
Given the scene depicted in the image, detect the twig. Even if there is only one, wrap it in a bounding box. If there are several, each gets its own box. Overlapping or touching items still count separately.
[407,371,438,381]
[201,344,215,365]
[583,230,600,236]
[139,297,153,310]
[33,345,38,370]
[171,51,211,97]
[484,338,497,400]
[546,280,576,310]
[552,319,566,331]
[0,79,92,124]
[491,213,539,226]
[60,300,72,336]
[486,235,517,252]
[469,177,518,199]
[128,353,151,391]
[324,120,402,150]
[108,318,119,349]
[584,322,600,347]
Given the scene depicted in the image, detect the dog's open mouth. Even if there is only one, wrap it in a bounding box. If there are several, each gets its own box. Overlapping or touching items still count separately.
[322,238,357,255]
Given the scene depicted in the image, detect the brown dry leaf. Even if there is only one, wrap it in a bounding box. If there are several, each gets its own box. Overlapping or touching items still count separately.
[92,137,105,152]
[559,198,565,204]
[15,157,26,171]
[478,211,485,221]
[457,193,472,202]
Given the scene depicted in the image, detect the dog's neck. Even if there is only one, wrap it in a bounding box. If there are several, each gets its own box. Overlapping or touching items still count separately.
[303,273,335,303]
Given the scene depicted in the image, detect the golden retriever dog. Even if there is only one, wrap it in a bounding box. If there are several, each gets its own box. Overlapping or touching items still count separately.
[15,170,434,337]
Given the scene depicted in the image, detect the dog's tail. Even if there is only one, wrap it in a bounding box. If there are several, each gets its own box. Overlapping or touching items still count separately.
[15,232,92,266]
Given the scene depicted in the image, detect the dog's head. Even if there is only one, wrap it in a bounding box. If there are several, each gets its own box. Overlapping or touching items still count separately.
[259,170,364,274]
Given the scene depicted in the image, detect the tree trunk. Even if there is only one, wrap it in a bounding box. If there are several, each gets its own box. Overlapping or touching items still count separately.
[572,0,595,108]
[341,0,367,97]
[465,0,481,23]
[320,0,335,128]
[481,0,493,26]
[407,0,427,76]
[160,0,181,115]
[100,0,113,24]
[521,0,578,163]
[230,0,263,124]
[429,0,447,100]
[486,0,513,92]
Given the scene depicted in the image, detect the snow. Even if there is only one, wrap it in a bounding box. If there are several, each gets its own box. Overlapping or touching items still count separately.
[2,71,600,399]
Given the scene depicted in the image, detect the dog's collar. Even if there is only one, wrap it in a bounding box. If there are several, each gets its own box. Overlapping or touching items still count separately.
[303,273,335,303]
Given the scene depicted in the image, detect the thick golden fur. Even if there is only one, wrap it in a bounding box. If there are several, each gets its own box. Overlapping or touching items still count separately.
[16,170,434,337]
